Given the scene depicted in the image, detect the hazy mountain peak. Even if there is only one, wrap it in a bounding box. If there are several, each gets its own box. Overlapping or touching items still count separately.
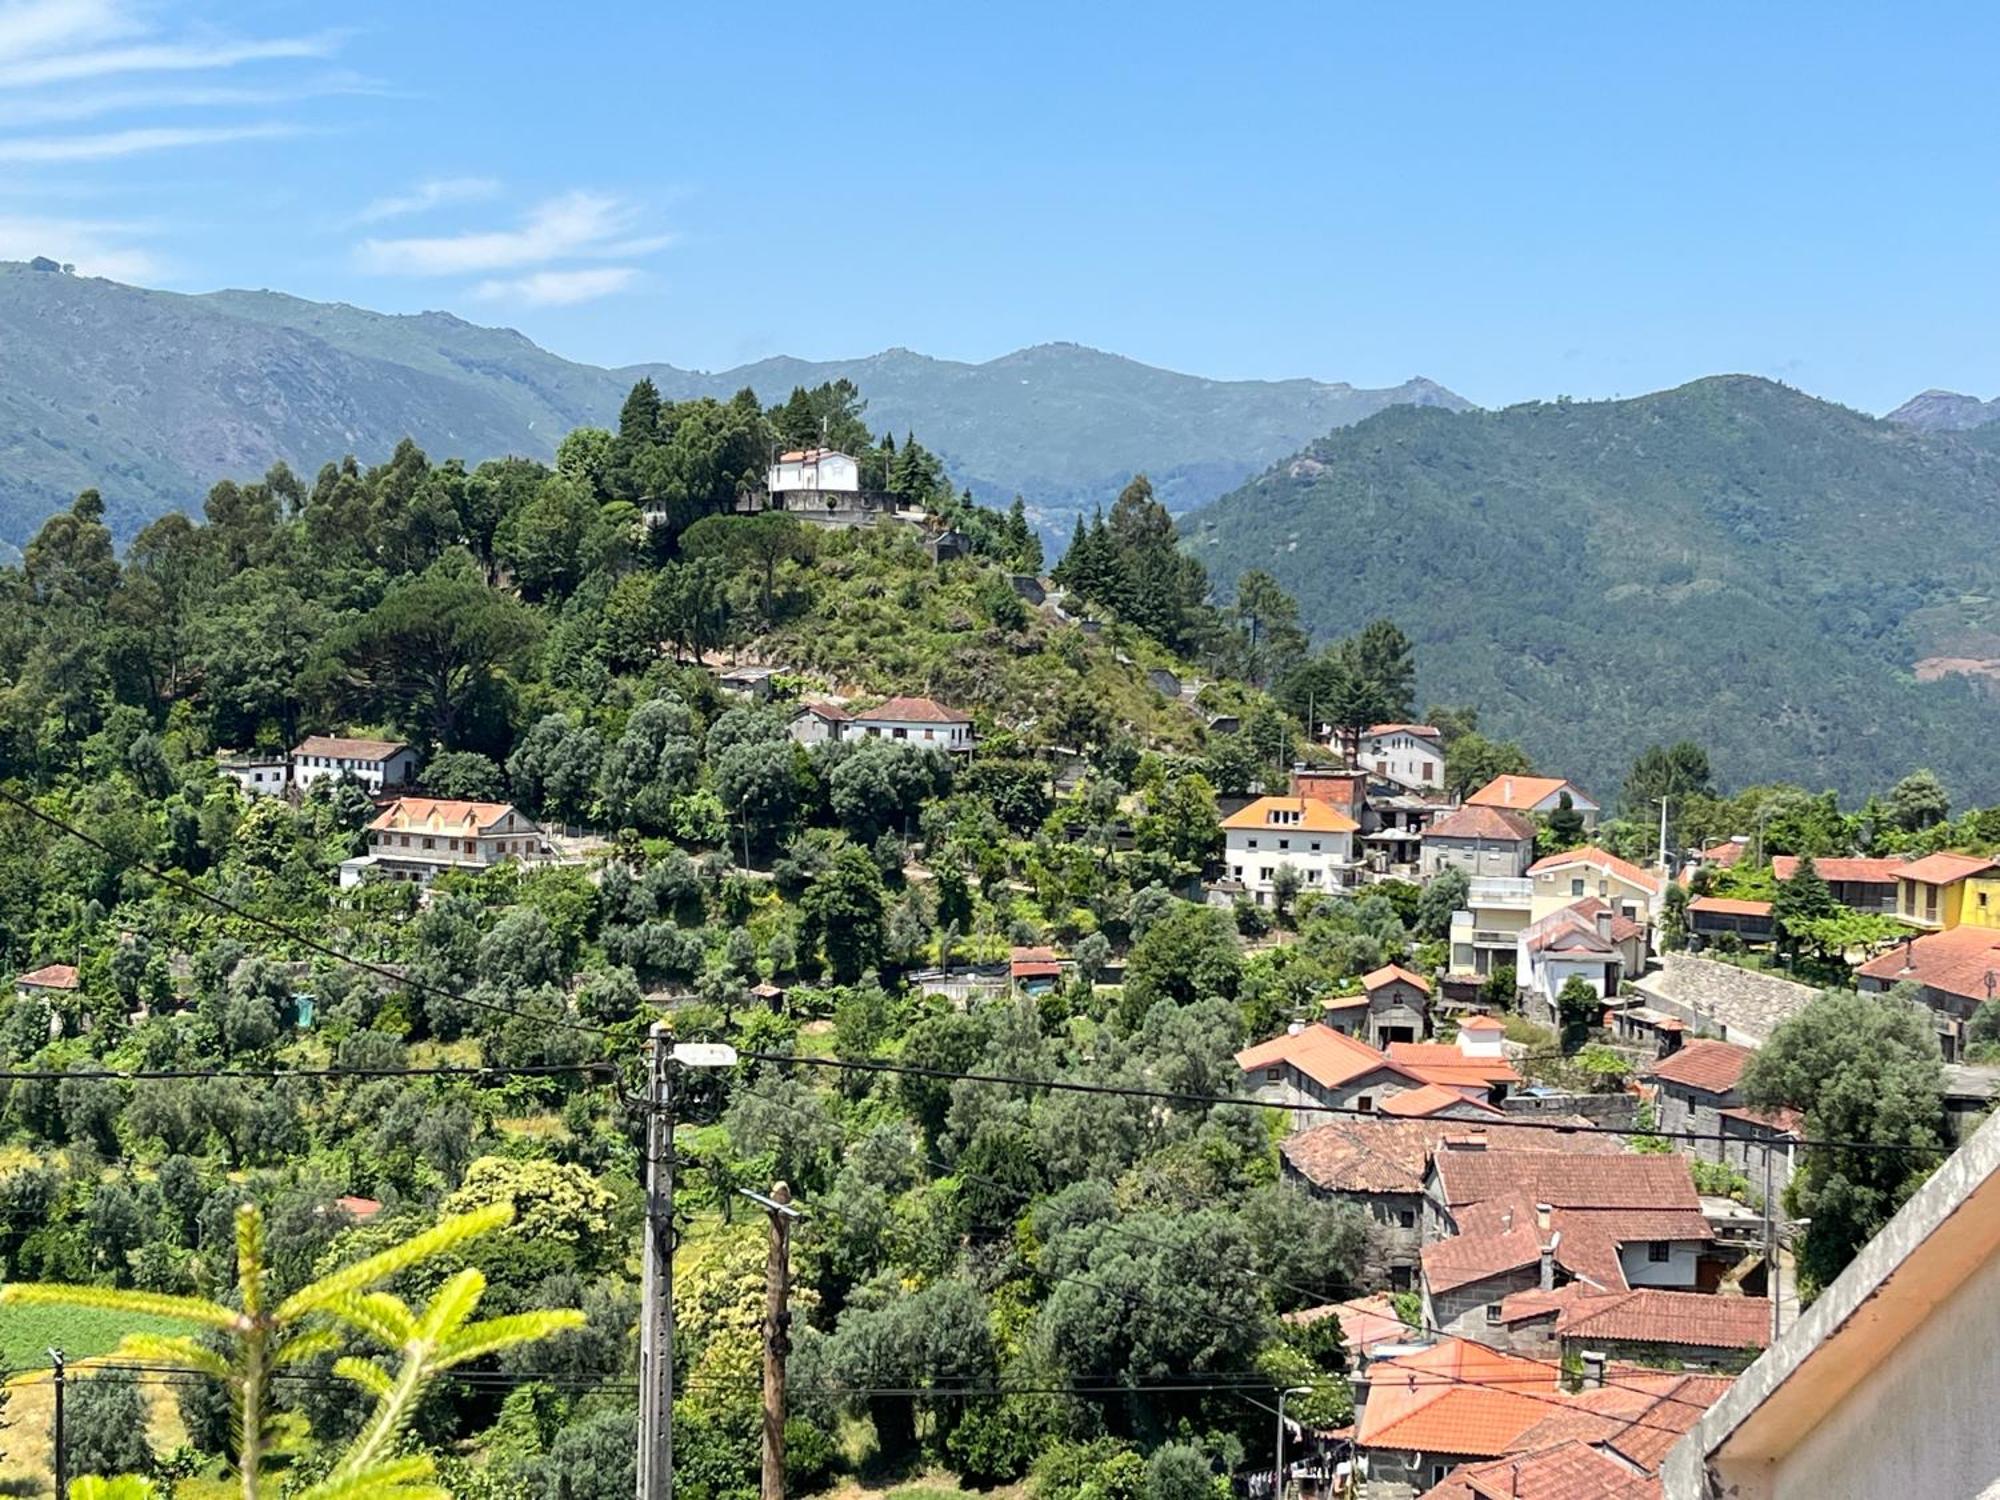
[1886,388,2000,432]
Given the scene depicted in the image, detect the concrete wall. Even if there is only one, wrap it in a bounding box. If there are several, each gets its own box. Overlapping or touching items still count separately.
[1360,1447,1485,1500]
[1618,1238,1702,1289]
[1424,837,1534,880]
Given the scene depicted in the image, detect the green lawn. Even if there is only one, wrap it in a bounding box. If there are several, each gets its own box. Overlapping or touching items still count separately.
[0,1302,187,1369]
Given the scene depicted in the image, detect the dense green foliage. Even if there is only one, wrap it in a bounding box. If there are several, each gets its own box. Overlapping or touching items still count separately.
[1185,375,2000,799]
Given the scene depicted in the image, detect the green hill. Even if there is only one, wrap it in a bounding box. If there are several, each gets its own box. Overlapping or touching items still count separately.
[1183,376,2000,801]
[0,260,1462,550]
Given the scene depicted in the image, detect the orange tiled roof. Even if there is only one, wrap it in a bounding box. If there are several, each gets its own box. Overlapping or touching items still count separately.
[1467,775,1586,812]
[1554,1288,1771,1351]
[1237,1024,1420,1093]
[1389,1041,1520,1089]
[1701,839,1749,868]
[1644,1039,1753,1096]
[1364,963,1434,995]
[1858,925,2000,1002]
[1381,1083,1502,1119]
[1509,1373,1733,1473]
[1770,855,1907,885]
[1366,723,1443,740]
[1417,1439,1660,1500]
[1527,846,1664,895]
[1422,1193,1550,1291]
[1358,1337,1564,1458]
[1432,1151,1703,1213]
[1686,896,1772,918]
[1895,851,1999,885]
[1283,1294,1418,1355]
[1282,1120,1621,1196]
[15,962,79,990]
[1427,805,1540,843]
[1220,795,1360,833]
[856,695,970,724]
[368,798,517,834]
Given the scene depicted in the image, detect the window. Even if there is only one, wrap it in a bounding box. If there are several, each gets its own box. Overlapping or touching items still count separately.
[1310,842,1321,852]
[1356,1095,1374,1112]
[422,837,434,850]
[1265,1067,1281,1082]
[1247,839,1259,849]
[1278,839,1290,850]
[1571,877,1585,896]
[1432,1465,1450,1487]
[1391,1265,1412,1291]
[1647,1240,1671,1263]
[1424,761,1436,780]
[1484,1304,1503,1325]
[1398,1208,1416,1229]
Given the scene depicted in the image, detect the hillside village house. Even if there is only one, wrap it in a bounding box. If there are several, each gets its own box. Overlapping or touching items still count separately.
[1858,924,2000,1059]
[1526,845,1663,923]
[15,962,78,1000]
[846,696,974,750]
[1221,794,1359,904]
[346,798,543,887]
[1686,895,1778,948]
[1891,850,1999,930]
[218,751,291,799]
[1237,1022,1429,1123]
[1359,723,1446,789]
[1465,774,1601,828]
[1338,964,1433,1047]
[787,700,852,746]
[1420,805,1537,880]
[767,447,860,506]
[1387,1025,1520,1106]
[1663,1105,2000,1500]
[1495,1284,1771,1374]
[1516,898,1649,1015]
[1354,1335,1569,1497]
[1643,1039,1801,1182]
[291,735,418,795]
[1770,854,1907,915]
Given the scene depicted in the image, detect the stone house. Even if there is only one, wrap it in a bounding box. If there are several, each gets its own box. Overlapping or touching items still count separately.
[1236,1022,1429,1125]
[1495,1284,1770,1373]
[1644,1039,1802,1181]
[1358,963,1432,1046]
[1354,1336,1567,1499]
[1421,805,1537,880]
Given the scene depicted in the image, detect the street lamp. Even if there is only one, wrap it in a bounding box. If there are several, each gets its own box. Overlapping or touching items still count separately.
[1275,1385,1313,1500]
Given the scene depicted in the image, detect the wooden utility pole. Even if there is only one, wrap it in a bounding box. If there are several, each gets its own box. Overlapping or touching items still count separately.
[741,1183,804,1500]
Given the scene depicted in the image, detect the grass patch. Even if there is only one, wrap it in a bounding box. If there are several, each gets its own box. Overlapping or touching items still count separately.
[0,1303,188,1368]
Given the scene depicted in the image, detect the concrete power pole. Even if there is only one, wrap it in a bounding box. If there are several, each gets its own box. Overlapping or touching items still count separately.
[49,1348,66,1500]
[636,1025,675,1500]
[742,1183,804,1500]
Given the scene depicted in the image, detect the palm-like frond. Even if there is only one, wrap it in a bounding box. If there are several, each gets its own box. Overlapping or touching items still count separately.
[413,1268,485,1344]
[318,1291,417,1350]
[330,1356,395,1400]
[434,1310,587,1369]
[110,1334,233,1382]
[297,1455,447,1500]
[67,1478,159,1500]
[0,1283,242,1331]
[235,1204,267,1319]
[273,1329,344,1367]
[275,1203,514,1323]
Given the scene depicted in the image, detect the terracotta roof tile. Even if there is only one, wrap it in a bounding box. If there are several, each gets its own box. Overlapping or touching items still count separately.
[294,734,408,761]
[1282,1120,1620,1196]
[1895,851,1999,885]
[1359,1337,1565,1457]
[1381,1083,1502,1118]
[368,798,519,834]
[1554,1288,1771,1351]
[1238,1024,1421,1092]
[1417,1440,1660,1500]
[1513,1374,1733,1471]
[1527,846,1664,895]
[1643,1039,1754,1096]
[15,962,79,990]
[1770,855,1907,885]
[857,695,970,724]
[1858,925,2000,1002]
[1364,963,1434,995]
[1387,1042,1521,1090]
[1283,1295,1417,1355]
[1366,723,1443,739]
[1427,805,1540,843]
[1686,897,1772,918]
[1468,776,1592,813]
[1433,1152,1701,1213]
[1221,795,1360,833]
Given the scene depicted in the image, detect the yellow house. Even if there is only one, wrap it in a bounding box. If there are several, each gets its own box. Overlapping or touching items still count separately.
[1524,845,1666,924]
[1893,852,2000,931]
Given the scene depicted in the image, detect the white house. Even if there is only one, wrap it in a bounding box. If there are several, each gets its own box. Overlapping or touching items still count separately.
[1516,898,1649,1014]
[846,696,974,751]
[292,736,418,795]
[218,751,291,799]
[1360,723,1445,789]
[767,448,860,503]
[1220,795,1360,905]
[346,798,542,887]
[1465,774,1602,827]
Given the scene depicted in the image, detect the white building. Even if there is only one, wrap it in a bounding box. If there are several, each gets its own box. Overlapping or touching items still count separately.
[1221,795,1360,904]
[847,696,974,751]
[218,751,291,799]
[292,736,418,795]
[345,798,542,887]
[1360,723,1445,789]
[767,448,860,502]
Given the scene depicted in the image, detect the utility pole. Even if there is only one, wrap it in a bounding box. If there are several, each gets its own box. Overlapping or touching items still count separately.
[49,1348,65,1500]
[636,1025,675,1500]
[1657,796,1671,876]
[1274,1385,1311,1500]
[741,1183,804,1500]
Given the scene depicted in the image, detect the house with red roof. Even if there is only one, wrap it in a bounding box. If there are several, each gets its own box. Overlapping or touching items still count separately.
[1641,1040,1800,1181]
[1858,923,2000,1057]
[1222,794,1362,903]
[1467,775,1601,828]
[1770,854,1908,915]
[1421,1147,1716,1341]
[787,699,853,747]
[1354,1334,1570,1496]
[1889,850,1999,931]
[351,798,542,888]
[14,962,79,998]
[1237,1022,1429,1122]
[847,695,974,751]
[1495,1285,1771,1373]
[1527,847,1664,924]
[1685,896,1776,949]
[1516,898,1650,1019]
[1357,963,1434,1047]
[291,734,418,795]
[1361,723,1446,790]
[1423,805,1539,881]
[1416,1438,1660,1500]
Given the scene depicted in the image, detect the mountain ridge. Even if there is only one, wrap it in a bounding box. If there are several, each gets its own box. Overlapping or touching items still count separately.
[0,260,1465,547]
[1185,374,2000,801]
[1886,387,2000,432]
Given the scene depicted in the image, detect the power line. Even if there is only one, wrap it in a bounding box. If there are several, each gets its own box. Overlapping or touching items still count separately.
[0,1061,612,1083]
[734,1048,1939,1155]
[0,785,609,1038]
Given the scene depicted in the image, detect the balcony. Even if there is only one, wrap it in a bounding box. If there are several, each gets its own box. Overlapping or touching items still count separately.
[1450,911,1521,950]
[1467,877,1533,909]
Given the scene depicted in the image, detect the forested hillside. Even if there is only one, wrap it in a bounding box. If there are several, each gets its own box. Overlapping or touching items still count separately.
[0,261,1463,551]
[0,378,1426,1499]
[1184,376,2000,801]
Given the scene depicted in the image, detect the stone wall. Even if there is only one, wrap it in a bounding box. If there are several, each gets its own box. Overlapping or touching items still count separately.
[1632,955,1817,1047]
[1501,1091,1638,1128]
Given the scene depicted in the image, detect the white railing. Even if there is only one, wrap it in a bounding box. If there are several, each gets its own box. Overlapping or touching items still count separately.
[1468,877,1533,907]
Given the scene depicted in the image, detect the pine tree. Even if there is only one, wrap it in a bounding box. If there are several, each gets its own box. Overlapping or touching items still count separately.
[616,378,662,443]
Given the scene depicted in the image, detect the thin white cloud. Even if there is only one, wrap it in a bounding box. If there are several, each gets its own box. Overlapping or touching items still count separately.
[0,73,377,128]
[0,213,159,279]
[472,266,641,306]
[351,176,503,227]
[358,191,669,274]
[0,122,298,162]
[0,0,136,60]
[0,31,343,90]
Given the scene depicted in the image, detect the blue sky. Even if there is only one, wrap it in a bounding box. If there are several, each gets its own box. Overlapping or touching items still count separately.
[3,0,1997,412]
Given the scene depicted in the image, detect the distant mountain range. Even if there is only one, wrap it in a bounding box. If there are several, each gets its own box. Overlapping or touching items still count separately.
[0,259,1465,549]
[1886,388,2000,432]
[1186,376,2000,802]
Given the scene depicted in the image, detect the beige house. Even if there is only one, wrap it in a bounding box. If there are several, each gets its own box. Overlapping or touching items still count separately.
[348,798,542,887]
[1664,1103,2000,1499]
[1526,845,1664,924]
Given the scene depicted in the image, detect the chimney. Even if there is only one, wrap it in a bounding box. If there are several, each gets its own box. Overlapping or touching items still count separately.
[1900,938,1916,975]
[1535,1202,1553,1232]
[1596,909,1613,942]
[1581,1350,1607,1389]
[1287,1020,1307,1036]
[1539,1229,1560,1291]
